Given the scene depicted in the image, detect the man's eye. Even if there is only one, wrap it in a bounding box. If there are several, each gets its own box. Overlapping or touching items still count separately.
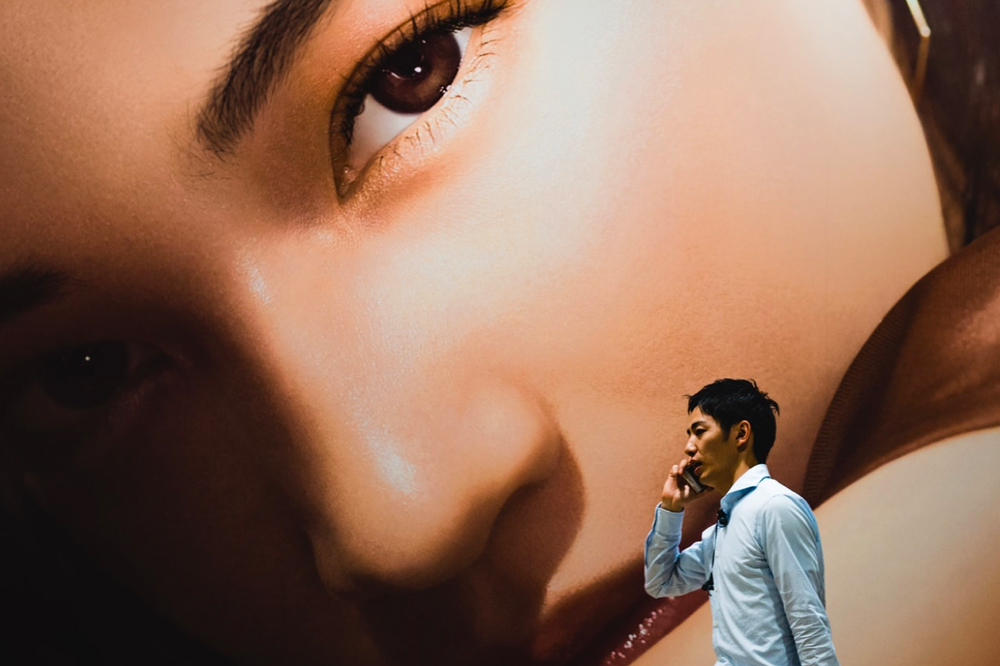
[345,26,472,174]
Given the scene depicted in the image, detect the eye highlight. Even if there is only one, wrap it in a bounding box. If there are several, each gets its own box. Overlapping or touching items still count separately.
[331,0,510,194]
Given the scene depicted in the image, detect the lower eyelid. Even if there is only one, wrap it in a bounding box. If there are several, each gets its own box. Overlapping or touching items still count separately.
[346,98,424,174]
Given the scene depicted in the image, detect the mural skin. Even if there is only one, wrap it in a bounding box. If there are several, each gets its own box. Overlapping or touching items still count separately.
[1,0,998,664]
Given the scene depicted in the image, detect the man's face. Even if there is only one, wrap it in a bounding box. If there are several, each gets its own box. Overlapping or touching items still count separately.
[0,1,945,664]
[684,407,743,492]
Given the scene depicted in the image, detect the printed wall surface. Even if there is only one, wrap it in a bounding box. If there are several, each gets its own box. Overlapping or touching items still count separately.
[1,1,998,665]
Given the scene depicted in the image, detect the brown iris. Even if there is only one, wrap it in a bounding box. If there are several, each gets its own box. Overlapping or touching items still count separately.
[370,30,463,114]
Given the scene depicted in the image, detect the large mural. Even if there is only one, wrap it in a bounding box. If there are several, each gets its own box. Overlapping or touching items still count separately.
[1,1,997,664]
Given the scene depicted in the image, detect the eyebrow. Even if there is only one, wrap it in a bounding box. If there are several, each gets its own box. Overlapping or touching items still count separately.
[0,267,72,326]
[196,0,335,156]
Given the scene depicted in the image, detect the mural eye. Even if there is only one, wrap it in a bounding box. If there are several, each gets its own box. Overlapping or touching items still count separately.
[343,26,472,173]
[2,340,163,445]
[38,342,130,409]
[369,28,465,114]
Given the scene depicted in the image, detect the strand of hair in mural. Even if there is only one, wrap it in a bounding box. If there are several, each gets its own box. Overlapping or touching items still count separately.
[888,0,1000,249]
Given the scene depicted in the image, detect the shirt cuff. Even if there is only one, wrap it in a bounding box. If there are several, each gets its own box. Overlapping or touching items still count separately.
[653,504,684,536]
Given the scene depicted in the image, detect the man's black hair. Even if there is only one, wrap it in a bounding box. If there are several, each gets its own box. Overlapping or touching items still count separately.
[686,378,780,463]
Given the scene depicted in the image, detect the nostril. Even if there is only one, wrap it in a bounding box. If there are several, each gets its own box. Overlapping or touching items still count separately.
[306,381,562,595]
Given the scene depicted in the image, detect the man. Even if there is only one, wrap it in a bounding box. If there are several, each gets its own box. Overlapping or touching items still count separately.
[645,379,839,666]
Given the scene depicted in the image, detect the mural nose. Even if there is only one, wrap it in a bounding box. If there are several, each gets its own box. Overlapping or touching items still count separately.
[303,380,562,594]
[234,240,563,596]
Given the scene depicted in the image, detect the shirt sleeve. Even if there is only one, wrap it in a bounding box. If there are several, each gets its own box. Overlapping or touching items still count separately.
[643,504,713,598]
[760,494,840,666]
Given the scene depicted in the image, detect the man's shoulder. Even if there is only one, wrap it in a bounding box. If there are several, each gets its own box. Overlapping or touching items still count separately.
[752,480,821,543]
[746,476,797,502]
[759,476,799,498]
[750,478,815,518]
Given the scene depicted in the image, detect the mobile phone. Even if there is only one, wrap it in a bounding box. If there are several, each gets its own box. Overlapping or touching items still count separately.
[681,467,706,494]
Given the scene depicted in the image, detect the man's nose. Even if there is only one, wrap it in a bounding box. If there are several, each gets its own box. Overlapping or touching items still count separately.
[684,438,698,456]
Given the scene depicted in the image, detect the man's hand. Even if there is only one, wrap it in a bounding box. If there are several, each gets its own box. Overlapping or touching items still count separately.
[660,458,704,512]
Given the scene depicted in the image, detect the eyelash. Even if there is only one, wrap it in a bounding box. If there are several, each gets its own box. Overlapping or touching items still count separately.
[330,0,510,178]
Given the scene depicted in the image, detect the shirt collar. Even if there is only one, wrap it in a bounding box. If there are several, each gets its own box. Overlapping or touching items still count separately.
[720,464,770,514]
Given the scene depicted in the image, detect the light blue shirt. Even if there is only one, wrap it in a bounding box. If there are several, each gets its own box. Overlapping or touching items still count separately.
[644,464,839,666]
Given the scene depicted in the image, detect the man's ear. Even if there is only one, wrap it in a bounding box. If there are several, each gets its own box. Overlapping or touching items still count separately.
[733,420,752,451]
[860,0,894,46]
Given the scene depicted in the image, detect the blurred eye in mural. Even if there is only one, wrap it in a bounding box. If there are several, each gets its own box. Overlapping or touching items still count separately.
[1,341,168,470]
[38,342,130,410]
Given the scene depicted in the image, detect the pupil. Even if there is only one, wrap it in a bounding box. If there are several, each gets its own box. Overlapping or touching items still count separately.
[39,342,129,409]
[370,30,463,115]
[387,42,426,79]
